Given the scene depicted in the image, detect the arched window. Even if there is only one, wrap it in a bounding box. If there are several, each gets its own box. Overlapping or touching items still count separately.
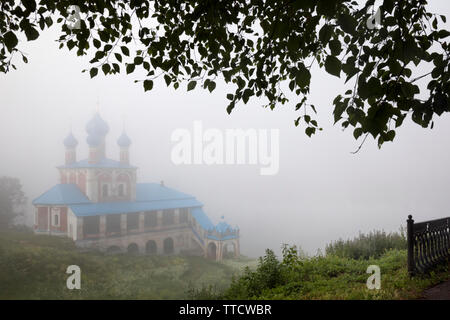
[118,184,125,197]
[146,240,157,255]
[102,184,109,197]
[51,208,60,227]
[163,237,174,254]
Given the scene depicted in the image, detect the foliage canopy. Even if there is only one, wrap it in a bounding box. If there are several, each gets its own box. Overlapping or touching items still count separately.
[0,176,26,229]
[1,0,449,147]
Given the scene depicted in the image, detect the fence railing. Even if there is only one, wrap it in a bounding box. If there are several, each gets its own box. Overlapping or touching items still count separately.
[407,215,450,275]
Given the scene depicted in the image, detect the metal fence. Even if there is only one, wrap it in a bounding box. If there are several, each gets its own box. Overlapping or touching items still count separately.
[407,215,450,275]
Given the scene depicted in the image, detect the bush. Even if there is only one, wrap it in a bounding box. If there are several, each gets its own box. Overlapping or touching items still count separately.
[325,229,406,260]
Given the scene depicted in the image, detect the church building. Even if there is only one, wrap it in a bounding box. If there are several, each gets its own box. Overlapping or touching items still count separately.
[32,113,239,260]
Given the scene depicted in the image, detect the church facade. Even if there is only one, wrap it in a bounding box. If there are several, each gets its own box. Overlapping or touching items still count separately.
[32,113,239,261]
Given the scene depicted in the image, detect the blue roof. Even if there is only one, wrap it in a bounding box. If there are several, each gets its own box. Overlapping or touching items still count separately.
[58,157,136,169]
[215,221,235,233]
[136,183,195,202]
[32,183,238,236]
[69,183,202,217]
[32,184,91,205]
[70,199,203,216]
[191,207,214,230]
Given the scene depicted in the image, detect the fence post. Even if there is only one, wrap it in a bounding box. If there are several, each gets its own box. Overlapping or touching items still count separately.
[407,214,415,276]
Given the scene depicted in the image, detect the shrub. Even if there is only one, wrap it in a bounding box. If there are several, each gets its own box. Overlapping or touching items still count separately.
[325,229,406,260]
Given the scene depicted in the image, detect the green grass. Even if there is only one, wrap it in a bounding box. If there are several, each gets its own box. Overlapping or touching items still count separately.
[219,245,449,300]
[0,230,448,300]
[0,230,254,299]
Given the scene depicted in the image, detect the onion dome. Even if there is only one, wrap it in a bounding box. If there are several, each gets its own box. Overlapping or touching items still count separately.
[63,132,78,148]
[117,132,132,147]
[86,113,109,137]
[86,133,101,147]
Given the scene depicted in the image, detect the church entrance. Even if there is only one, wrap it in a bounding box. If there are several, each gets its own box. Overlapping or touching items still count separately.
[146,240,157,255]
[163,237,174,254]
[207,242,217,260]
[127,243,139,254]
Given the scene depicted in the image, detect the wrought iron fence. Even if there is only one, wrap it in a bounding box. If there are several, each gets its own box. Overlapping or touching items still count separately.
[407,215,450,275]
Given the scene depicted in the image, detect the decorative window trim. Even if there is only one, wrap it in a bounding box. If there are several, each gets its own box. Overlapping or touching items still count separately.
[51,207,60,227]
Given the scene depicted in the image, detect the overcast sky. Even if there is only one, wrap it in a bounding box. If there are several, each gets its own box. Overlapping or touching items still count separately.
[1,2,450,257]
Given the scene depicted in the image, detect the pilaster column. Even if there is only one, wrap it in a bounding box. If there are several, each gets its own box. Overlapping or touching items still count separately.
[120,214,127,235]
[157,210,163,227]
[99,215,106,237]
[174,209,180,225]
[138,212,144,232]
[47,207,51,234]
[217,242,222,261]
[76,217,83,240]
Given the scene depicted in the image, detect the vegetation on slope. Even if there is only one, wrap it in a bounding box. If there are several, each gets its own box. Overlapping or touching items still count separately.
[217,232,448,300]
[325,229,407,260]
[0,230,253,299]
[0,229,447,300]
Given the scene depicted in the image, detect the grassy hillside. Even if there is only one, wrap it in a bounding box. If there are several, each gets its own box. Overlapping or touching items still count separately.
[1,230,447,300]
[0,230,255,299]
[218,245,449,300]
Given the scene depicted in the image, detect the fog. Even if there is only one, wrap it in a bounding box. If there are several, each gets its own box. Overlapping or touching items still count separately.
[1,2,450,258]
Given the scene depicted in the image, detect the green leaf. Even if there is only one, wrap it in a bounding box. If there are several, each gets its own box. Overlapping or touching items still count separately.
[22,0,37,11]
[126,64,135,74]
[325,55,341,77]
[338,13,357,34]
[24,26,39,41]
[93,39,101,49]
[353,127,363,139]
[102,64,110,75]
[164,74,171,86]
[242,89,253,104]
[328,39,342,56]
[207,81,216,93]
[187,81,197,91]
[90,67,98,78]
[3,31,18,52]
[305,127,316,137]
[319,24,333,43]
[121,46,130,56]
[437,30,450,39]
[385,130,396,141]
[295,63,311,88]
[143,80,153,91]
